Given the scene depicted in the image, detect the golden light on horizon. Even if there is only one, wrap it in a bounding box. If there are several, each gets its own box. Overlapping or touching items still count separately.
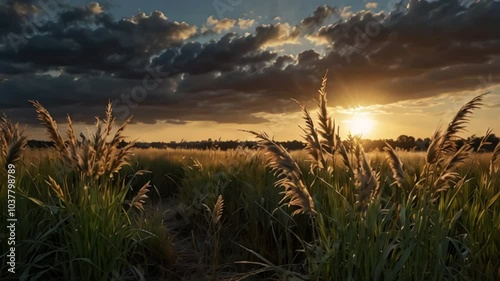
[344,114,375,137]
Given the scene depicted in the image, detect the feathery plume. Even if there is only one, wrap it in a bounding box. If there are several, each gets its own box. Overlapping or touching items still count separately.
[490,142,500,176]
[352,138,379,210]
[0,113,28,166]
[46,176,65,202]
[292,99,326,170]
[442,94,487,150]
[434,143,472,194]
[212,195,224,225]
[336,134,352,172]
[244,130,317,217]
[31,101,134,182]
[426,128,443,165]
[426,93,487,165]
[31,101,67,151]
[384,143,406,190]
[129,182,151,212]
[477,128,493,152]
[316,71,336,154]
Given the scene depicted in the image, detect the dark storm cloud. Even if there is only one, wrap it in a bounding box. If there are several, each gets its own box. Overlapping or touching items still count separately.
[58,2,107,24]
[300,5,337,32]
[172,0,500,108]
[1,0,500,127]
[0,72,270,125]
[151,28,289,75]
[0,3,197,76]
[300,0,500,104]
[0,0,39,35]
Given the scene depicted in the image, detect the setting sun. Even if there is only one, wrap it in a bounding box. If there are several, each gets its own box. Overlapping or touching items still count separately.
[345,114,375,136]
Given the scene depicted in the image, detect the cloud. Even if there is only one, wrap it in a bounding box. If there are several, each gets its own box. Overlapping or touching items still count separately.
[0,0,43,36]
[300,5,337,32]
[203,17,255,33]
[365,2,379,10]
[256,23,301,48]
[59,2,104,24]
[205,15,236,33]
[237,18,255,30]
[151,30,280,75]
[163,119,189,125]
[0,6,197,77]
[177,0,500,108]
[340,6,354,19]
[1,1,500,129]
[87,2,103,14]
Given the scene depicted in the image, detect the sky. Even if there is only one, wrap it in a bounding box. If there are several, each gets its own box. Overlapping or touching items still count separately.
[1,0,499,142]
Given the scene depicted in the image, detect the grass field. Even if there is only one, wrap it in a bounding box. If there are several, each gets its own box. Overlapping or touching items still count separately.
[1,80,499,280]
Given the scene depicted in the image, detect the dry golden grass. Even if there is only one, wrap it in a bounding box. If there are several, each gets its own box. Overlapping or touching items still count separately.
[0,113,28,166]
[31,100,135,182]
[384,143,406,190]
[130,181,151,211]
[420,93,488,197]
[426,93,486,165]
[213,194,224,225]
[248,71,493,216]
[490,142,500,176]
[244,130,317,217]
[293,98,326,170]
[350,136,380,210]
[316,70,336,154]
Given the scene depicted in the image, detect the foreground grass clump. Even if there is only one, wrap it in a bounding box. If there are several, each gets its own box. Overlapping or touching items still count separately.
[247,73,500,280]
[0,103,175,281]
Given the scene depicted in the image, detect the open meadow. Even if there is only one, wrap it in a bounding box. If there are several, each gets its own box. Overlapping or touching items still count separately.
[1,80,500,281]
[3,1,500,280]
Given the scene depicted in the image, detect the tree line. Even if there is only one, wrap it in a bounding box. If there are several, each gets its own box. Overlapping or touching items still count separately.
[26,134,500,152]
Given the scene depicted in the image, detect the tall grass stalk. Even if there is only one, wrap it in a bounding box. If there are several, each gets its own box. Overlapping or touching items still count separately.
[247,72,497,280]
[0,102,175,280]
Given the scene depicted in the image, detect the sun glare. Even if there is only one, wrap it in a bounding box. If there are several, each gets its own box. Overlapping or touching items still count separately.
[345,114,375,137]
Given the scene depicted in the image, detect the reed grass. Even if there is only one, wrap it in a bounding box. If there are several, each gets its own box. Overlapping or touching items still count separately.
[31,101,134,183]
[245,72,498,280]
[0,102,176,281]
[0,113,28,168]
